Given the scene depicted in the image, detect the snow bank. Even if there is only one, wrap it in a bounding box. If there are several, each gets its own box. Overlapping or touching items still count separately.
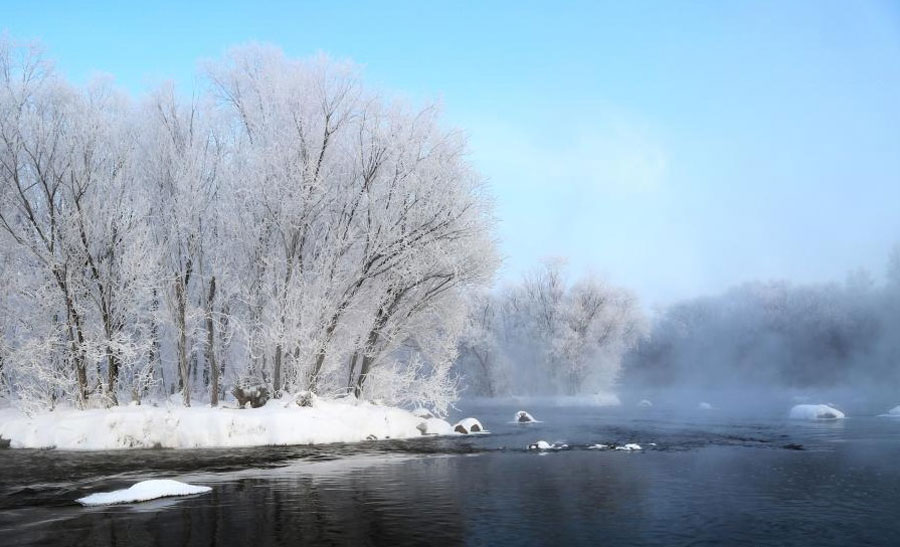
[514,410,536,423]
[789,404,845,421]
[0,398,436,450]
[77,479,211,506]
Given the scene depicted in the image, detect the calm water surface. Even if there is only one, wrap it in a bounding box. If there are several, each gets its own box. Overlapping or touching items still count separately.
[2,402,900,546]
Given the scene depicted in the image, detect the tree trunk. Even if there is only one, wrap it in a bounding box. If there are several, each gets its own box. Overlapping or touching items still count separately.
[206,276,219,406]
[346,350,359,393]
[175,277,191,407]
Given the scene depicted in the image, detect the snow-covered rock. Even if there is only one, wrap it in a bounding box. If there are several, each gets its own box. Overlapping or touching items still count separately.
[637,399,653,408]
[698,402,713,410]
[0,398,433,450]
[789,404,845,421]
[416,417,453,435]
[586,443,609,450]
[453,417,485,434]
[515,410,536,423]
[528,440,567,451]
[878,405,900,418]
[615,443,642,451]
[76,479,211,506]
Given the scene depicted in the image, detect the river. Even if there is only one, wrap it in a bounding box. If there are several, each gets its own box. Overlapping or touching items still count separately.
[2,401,899,546]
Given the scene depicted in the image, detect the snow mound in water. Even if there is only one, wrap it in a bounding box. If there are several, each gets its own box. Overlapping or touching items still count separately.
[528,440,567,451]
[878,405,900,418]
[416,417,453,435]
[76,479,211,506]
[789,404,845,420]
[615,443,642,451]
[637,399,653,408]
[453,417,485,434]
[514,410,537,423]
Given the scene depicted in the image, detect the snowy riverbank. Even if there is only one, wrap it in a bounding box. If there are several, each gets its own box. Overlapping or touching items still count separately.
[0,399,435,450]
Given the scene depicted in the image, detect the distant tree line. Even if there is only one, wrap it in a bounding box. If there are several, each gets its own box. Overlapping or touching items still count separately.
[0,38,497,413]
[623,248,900,390]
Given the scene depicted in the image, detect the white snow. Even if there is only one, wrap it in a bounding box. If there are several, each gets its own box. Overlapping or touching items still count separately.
[615,443,642,451]
[698,402,713,410]
[528,440,567,450]
[789,404,845,421]
[637,399,653,408]
[416,417,454,435]
[76,479,211,506]
[586,443,609,450]
[514,410,536,423]
[411,407,435,419]
[0,398,448,450]
[452,417,485,434]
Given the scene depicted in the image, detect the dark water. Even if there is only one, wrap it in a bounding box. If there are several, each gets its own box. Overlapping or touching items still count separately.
[2,402,900,546]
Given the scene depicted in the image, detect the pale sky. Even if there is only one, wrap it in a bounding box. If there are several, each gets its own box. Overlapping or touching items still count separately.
[5,0,900,306]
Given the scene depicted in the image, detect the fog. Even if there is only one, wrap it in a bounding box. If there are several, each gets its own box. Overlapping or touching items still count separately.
[455,247,900,416]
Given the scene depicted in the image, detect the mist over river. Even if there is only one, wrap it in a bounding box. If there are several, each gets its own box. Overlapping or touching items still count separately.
[2,401,900,546]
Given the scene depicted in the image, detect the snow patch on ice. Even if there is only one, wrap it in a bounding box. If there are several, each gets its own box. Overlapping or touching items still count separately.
[698,402,713,410]
[789,404,845,421]
[615,443,642,451]
[637,399,653,408]
[76,479,211,506]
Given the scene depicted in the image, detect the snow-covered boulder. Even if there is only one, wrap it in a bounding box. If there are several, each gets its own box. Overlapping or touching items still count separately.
[416,417,453,436]
[586,443,609,450]
[515,410,536,423]
[232,385,270,408]
[878,405,900,418]
[698,402,713,410]
[789,404,845,421]
[76,479,211,506]
[528,440,567,451]
[453,417,484,434]
[615,443,642,451]
[637,399,653,408]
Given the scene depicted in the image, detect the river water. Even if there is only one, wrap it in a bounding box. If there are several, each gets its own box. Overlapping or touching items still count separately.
[2,401,900,546]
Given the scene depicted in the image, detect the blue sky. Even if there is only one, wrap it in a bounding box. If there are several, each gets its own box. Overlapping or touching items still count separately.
[4,1,899,306]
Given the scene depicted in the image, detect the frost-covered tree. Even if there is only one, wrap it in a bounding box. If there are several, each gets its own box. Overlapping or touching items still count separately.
[0,37,497,413]
[456,261,645,396]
